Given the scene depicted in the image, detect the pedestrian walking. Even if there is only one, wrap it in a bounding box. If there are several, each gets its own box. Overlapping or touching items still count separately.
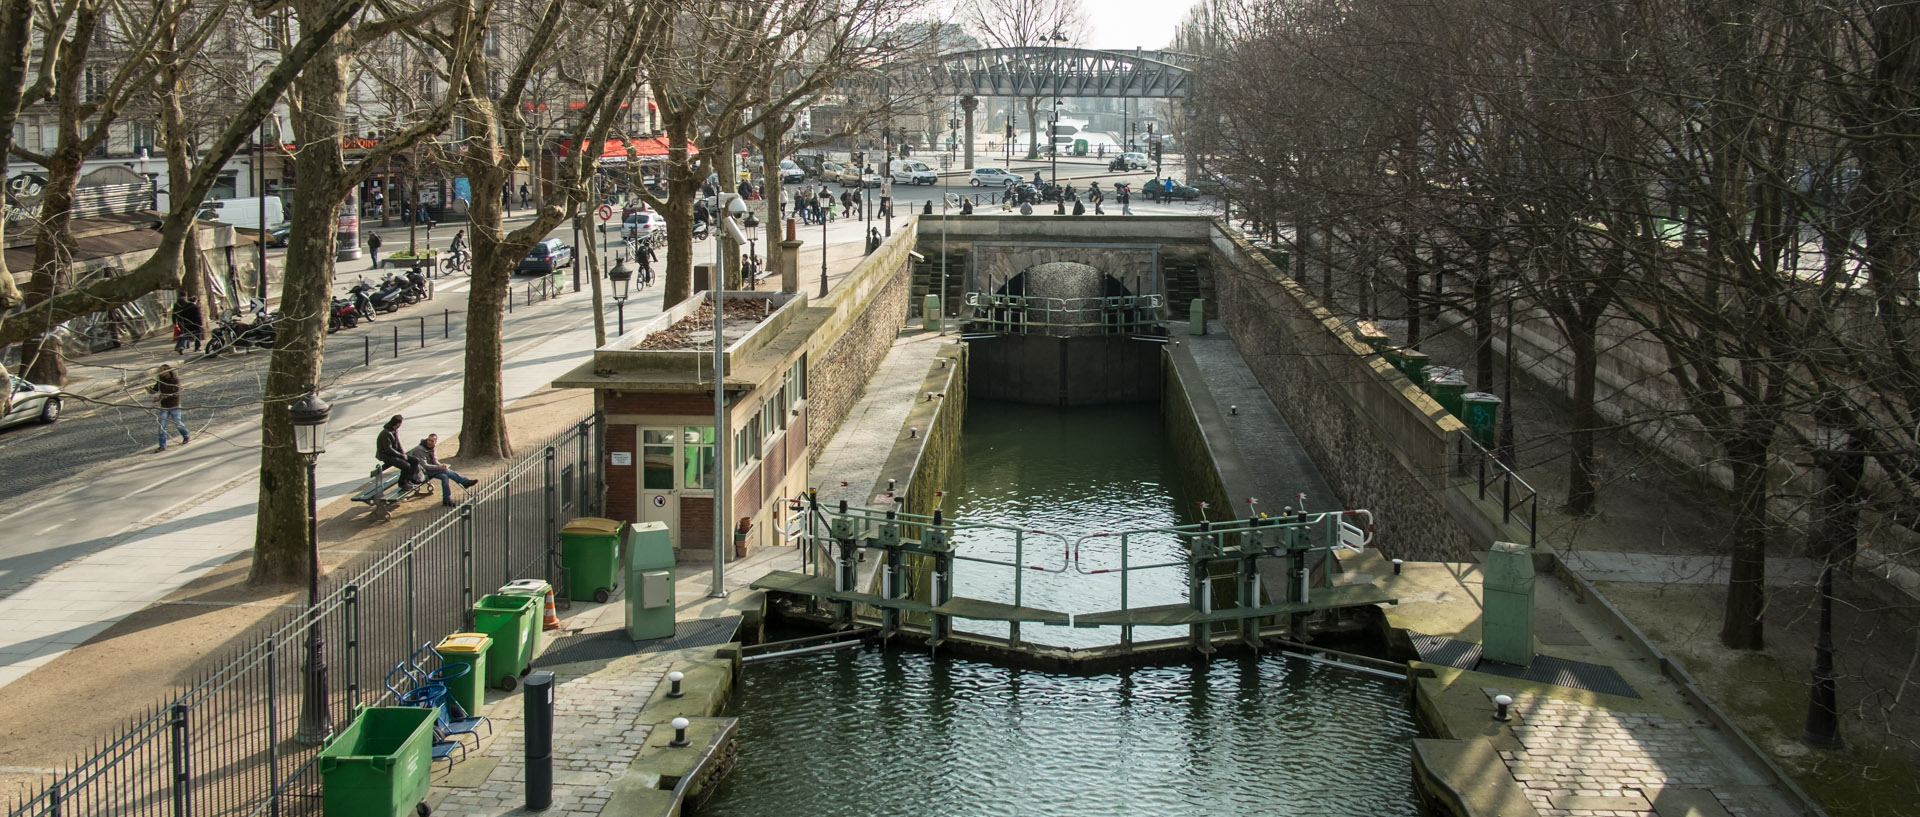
[840,190,852,213]
[408,433,480,507]
[367,232,383,267]
[880,179,892,216]
[171,295,202,354]
[519,183,532,209]
[1119,184,1133,215]
[149,364,189,451]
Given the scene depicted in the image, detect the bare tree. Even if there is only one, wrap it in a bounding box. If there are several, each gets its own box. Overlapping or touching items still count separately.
[960,0,1085,160]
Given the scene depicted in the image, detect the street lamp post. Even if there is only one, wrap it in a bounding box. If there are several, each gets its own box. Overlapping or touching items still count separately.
[609,256,632,335]
[1804,555,1843,748]
[820,195,829,295]
[743,212,760,288]
[290,390,333,745]
[1046,31,1068,188]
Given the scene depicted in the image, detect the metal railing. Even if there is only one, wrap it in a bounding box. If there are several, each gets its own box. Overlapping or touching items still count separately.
[6,416,600,817]
[962,292,1164,337]
[1451,433,1539,545]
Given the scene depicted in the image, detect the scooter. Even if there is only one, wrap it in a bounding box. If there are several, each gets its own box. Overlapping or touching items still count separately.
[1108,156,1128,172]
[206,301,276,355]
[691,217,711,241]
[360,276,408,313]
[403,267,430,301]
[328,297,361,332]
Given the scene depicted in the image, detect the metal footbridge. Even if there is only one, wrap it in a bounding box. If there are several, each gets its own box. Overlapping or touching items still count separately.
[751,496,1399,654]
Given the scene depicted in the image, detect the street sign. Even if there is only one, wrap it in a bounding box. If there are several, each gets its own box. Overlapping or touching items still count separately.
[597,204,613,222]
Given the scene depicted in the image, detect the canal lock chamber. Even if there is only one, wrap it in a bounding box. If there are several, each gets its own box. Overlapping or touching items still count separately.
[703,258,1424,815]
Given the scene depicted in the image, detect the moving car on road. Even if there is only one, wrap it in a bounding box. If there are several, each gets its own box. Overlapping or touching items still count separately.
[888,158,937,185]
[969,167,1021,187]
[1143,177,1200,202]
[778,159,805,184]
[1,374,61,429]
[1119,152,1149,169]
[516,238,574,275]
[818,161,850,183]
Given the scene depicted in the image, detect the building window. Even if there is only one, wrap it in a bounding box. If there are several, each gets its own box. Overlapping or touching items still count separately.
[682,426,715,490]
[131,123,157,152]
[642,429,675,490]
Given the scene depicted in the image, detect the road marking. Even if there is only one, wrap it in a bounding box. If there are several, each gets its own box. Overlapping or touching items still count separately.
[34,524,60,534]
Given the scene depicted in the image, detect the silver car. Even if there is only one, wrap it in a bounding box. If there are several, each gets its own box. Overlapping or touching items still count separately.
[2,374,62,429]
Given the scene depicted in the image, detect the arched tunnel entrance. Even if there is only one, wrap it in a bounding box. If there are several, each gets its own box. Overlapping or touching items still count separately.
[964,261,1168,406]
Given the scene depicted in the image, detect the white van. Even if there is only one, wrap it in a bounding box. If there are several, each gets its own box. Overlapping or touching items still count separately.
[888,158,936,186]
[194,196,285,232]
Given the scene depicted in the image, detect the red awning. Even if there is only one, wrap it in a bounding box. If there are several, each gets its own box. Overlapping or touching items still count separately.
[555,136,698,165]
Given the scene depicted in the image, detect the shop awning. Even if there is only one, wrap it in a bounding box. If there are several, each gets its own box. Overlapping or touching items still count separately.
[556,136,698,165]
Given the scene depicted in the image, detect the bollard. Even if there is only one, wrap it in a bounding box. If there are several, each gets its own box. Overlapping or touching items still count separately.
[669,717,690,748]
[419,316,425,348]
[1493,693,1513,721]
[1392,558,1404,575]
[667,670,684,698]
[364,336,370,367]
[445,309,450,338]
[525,671,556,809]
[392,326,398,358]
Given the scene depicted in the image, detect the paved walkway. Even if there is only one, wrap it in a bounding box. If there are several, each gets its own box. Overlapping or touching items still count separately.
[0,280,655,691]
[1488,687,1777,817]
[807,328,950,507]
[1174,322,1337,515]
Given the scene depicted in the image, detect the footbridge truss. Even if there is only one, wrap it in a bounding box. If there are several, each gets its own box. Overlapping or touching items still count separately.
[892,47,1203,100]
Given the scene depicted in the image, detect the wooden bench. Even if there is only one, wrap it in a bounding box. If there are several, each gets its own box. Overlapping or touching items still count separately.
[352,465,432,522]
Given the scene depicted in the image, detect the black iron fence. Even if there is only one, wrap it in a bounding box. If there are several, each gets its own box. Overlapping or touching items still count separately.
[6,416,600,817]
[1451,432,1539,546]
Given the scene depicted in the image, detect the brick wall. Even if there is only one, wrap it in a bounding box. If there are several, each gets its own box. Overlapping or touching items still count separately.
[679,496,713,550]
[606,424,636,522]
[1210,229,1476,562]
[606,392,713,415]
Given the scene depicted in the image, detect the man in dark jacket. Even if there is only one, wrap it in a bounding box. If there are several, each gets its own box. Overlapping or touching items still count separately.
[376,414,426,488]
[149,364,189,451]
[172,296,202,354]
[407,433,479,506]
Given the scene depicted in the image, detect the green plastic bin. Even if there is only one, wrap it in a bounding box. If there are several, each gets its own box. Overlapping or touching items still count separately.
[1426,366,1468,417]
[559,518,627,603]
[319,706,435,817]
[434,632,490,719]
[472,594,535,690]
[498,579,553,659]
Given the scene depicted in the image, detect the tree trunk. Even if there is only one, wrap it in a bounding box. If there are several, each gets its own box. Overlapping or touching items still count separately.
[1564,319,1599,515]
[22,149,84,386]
[1024,97,1040,159]
[459,167,515,459]
[1471,273,1494,393]
[249,38,350,586]
[1719,422,1773,650]
[660,118,698,309]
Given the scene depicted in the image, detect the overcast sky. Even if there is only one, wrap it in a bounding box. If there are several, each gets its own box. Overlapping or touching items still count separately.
[1080,0,1201,51]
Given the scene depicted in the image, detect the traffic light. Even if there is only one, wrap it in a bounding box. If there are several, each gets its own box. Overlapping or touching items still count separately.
[949,118,960,131]
[1005,120,1014,138]
[1147,123,1155,135]
[1151,141,1161,161]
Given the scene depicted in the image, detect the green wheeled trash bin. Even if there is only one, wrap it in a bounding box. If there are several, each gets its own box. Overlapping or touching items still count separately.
[1426,367,1468,417]
[625,522,677,640]
[498,579,553,658]
[319,706,436,817]
[434,632,491,720]
[472,594,536,690]
[559,518,627,603]
[1462,392,1502,448]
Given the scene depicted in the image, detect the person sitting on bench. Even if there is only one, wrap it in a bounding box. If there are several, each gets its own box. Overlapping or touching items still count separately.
[408,433,480,507]
[376,414,427,490]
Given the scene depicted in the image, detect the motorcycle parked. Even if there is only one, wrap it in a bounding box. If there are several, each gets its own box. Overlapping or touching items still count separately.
[328,296,361,332]
[206,301,276,355]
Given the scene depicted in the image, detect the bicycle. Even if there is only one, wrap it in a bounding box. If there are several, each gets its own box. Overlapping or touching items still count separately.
[446,248,470,276]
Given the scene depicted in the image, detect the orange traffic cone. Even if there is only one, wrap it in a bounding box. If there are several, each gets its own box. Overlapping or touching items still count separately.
[541,585,564,631]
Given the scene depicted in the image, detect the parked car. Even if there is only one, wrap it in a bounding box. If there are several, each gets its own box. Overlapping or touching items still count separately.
[968,167,1021,187]
[267,222,291,247]
[1120,152,1149,170]
[1,374,61,429]
[516,238,574,275]
[819,161,850,183]
[623,211,666,244]
[778,159,805,184]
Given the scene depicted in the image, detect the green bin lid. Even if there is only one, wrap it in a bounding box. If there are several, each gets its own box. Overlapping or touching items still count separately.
[561,517,624,536]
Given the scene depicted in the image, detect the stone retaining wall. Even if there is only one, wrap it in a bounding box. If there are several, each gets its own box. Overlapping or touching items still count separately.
[1209,228,1476,562]
[805,222,918,464]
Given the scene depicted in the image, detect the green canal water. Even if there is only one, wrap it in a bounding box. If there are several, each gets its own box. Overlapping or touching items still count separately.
[943,400,1196,648]
[699,400,1422,816]
[700,650,1421,817]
